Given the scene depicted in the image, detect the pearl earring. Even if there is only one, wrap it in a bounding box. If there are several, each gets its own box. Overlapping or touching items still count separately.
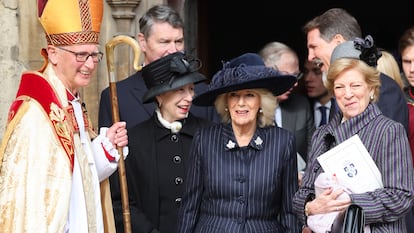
[224,107,228,112]
[259,108,263,113]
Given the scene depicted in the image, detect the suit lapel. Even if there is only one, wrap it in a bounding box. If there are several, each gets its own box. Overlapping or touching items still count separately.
[130,72,156,116]
[281,106,295,129]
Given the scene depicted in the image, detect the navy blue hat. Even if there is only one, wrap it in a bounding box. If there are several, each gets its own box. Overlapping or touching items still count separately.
[142,52,206,103]
[193,53,297,106]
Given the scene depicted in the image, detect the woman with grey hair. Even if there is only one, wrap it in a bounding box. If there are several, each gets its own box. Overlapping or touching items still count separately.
[176,53,301,233]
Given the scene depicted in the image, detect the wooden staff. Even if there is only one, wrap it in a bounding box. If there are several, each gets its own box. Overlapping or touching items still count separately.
[105,35,142,233]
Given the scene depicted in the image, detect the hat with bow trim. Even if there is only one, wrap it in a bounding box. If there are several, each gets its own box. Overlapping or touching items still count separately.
[330,35,382,67]
[38,0,103,46]
[142,52,207,103]
[192,53,297,106]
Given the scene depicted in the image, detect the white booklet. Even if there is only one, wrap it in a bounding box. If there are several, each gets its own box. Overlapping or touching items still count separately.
[317,134,383,193]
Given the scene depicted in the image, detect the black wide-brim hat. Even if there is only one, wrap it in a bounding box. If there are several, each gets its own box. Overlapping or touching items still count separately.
[193,53,297,106]
[142,52,206,103]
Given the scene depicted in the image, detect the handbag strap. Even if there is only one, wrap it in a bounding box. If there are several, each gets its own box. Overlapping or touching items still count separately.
[343,204,365,233]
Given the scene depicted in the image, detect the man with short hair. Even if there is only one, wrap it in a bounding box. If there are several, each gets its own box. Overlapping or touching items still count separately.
[259,41,315,183]
[98,5,218,130]
[303,58,336,129]
[99,5,218,233]
[302,8,408,131]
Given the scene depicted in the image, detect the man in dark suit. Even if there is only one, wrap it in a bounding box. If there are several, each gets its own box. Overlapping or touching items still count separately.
[259,41,315,187]
[98,5,219,233]
[302,8,408,132]
[259,42,315,162]
[303,59,337,129]
[98,5,218,130]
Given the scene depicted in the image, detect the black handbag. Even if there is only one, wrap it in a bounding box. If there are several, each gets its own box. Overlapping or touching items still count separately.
[331,204,365,233]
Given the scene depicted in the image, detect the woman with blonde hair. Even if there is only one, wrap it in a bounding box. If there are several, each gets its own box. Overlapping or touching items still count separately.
[177,53,301,233]
[376,50,404,89]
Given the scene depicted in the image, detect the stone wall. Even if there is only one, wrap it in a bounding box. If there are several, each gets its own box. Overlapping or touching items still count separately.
[0,0,26,139]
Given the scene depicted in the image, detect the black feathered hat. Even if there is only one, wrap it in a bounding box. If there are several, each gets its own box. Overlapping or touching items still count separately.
[142,52,206,103]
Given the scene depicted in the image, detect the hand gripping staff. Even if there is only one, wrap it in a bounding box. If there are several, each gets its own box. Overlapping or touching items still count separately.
[105,35,142,233]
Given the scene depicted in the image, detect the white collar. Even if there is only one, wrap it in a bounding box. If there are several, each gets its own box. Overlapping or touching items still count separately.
[155,108,183,133]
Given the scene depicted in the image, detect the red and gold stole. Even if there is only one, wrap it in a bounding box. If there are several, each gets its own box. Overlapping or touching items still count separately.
[8,72,75,170]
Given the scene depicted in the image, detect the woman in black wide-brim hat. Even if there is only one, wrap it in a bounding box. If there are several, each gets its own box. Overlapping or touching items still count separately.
[110,52,214,233]
[176,53,301,233]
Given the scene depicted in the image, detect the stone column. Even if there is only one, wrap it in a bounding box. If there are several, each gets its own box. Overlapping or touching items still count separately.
[0,0,27,138]
[106,0,141,80]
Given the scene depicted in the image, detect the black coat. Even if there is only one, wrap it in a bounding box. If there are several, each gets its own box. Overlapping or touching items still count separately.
[377,73,408,132]
[110,113,213,233]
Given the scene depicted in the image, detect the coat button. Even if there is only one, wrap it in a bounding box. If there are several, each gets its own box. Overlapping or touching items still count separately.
[173,155,182,164]
[175,177,183,185]
[171,134,178,142]
[237,217,243,224]
[175,197,182,206]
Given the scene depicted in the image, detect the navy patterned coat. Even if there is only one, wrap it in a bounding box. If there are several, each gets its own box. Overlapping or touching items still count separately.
[177,123,301,233]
